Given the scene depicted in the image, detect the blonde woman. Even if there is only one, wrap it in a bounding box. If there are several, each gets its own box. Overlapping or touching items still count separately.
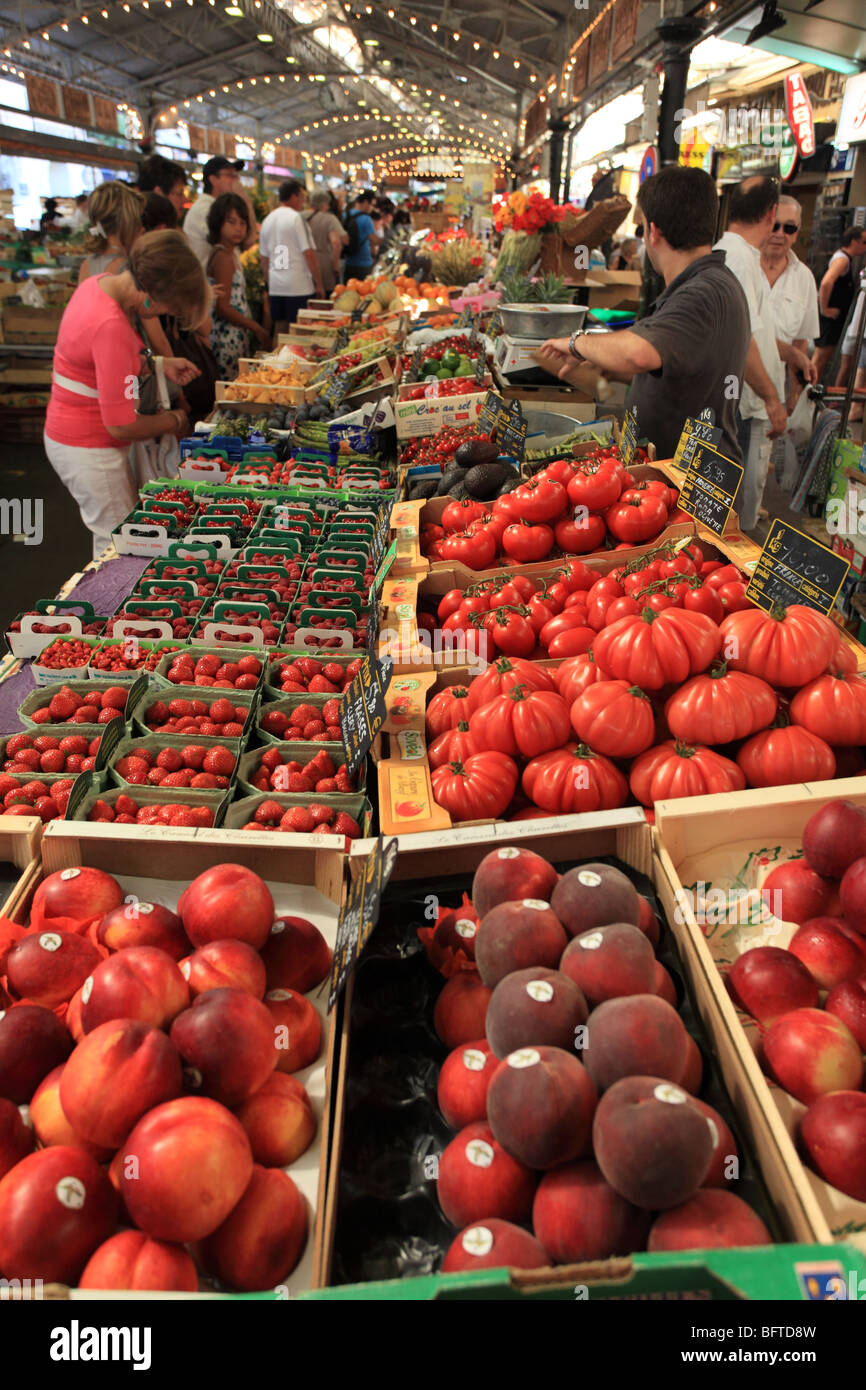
[45,230,211,558]
[78,182,144,283]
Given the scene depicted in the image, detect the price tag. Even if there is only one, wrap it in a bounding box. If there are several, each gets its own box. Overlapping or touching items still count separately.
[678,441,743,537]
[477,391,525,458]
[746,519,850,615]
[456,305,473,327]
[488,309,503,338]
[328,836,399,1011]
[620,406,639,469]
[320,369,351,411]
[308,360,334,389]
[370,539,397,596]
[411,347,423,379]
[334,325,350,353]
[370,501,391,567]
[672,415,722,472]
[478,388,502,436]
[474,353,487,386]
[339,652,394,779]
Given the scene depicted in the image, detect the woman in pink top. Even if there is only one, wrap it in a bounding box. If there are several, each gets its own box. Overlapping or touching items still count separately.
[45,229,210,558]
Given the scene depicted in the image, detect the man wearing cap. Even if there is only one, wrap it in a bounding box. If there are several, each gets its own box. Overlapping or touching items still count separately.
[183,156,257,267]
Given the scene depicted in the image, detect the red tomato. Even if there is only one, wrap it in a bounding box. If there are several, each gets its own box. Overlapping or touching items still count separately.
[513,477,568,523]
[540,610,593,650]
[736,724,835,788]
[554,512,606,555]
[441,497,489,533]
[657,553,696,580]
[682,581,724,623]
[441,528,497,571]
[789,671,866,746]
[570,679,656,758]
[488,581,525,608]
[426,685,473,738]
[527,596,556,635]
[603,594,641,625]
[547,627,596,659]
[469,686,572,759]
[629,740,746,806]
[522,742,628,814]
[721,605,839,688]
[427,720,480,769]
[563,559,595,590]
[467,655,556,713]
[437,589,464,622]
[606,492,668,545]
[487,608,537,658]
[502,522,554,564]
[593,607,722,691]
[431,751,519,822]
[716,581,751,614]
[664,663,778,744]
[537,459,575,486]
[554,652,601,704]
[705,563,743,591]
[567,460,621,511]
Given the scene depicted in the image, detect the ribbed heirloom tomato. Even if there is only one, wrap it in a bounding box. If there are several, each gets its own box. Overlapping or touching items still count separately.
[427,721,480,770]
[469,685,571,759]
[737,724,836,788]
[425,685,473,738]
[554,652,602,705]
[593,608,721,691]
[721,604,839,688]
[664,662,778,745]
[431,752,519,822]
[567,459,621,511]
[467,656,556,712]
[629,741,746,806]
[789,672,866,746]
[569,680,655,758]
[521,742,628,815]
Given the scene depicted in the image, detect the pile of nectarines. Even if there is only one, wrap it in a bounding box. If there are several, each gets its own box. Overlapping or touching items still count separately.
[0,861,332,1292]
[431,845,771,1272]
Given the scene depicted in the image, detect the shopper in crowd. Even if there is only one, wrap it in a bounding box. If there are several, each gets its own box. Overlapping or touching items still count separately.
[713,176,787,529]
[609,236,639,272]
[259,179,323,332]
[138,154,187,218]
[539,165,750,473]
[329,190,345,219]
[78,181,144,283]
[812,225,866,384]
[760,196,819,416]
[207,192,269,379]
[141,192,178,233]
[61,194,90,232]
[304,189,349,297]
[44,230,208,559]
[376,197,396,251]
[183,156,256,268]
[344,189,380,282]
[633,223,646,268]
[40,197,62,232]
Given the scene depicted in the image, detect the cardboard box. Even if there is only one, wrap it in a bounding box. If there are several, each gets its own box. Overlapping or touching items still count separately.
[34,819,348,1294]
[394,388,487,440]
[653,778,866,1250]
[581,270,641,311]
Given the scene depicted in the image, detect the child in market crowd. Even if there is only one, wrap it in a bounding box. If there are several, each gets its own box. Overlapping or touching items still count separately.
[206,191,270,380]
[78,181,145,283]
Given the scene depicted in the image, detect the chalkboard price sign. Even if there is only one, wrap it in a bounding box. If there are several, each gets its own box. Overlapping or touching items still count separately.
[339,652,394,778]
[672,416,723,472]
[620,407,639,469]
[746,518,850,615]
[477,391,527,461]
[678,441,743,537]
[328,836,399,1011]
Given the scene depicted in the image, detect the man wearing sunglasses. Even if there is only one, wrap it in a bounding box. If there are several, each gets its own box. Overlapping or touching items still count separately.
[761,197,819,409]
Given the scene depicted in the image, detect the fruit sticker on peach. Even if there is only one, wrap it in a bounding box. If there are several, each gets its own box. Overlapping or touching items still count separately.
[55,1176,86,1210]
[455,919,477,940]
[462,1226,494,1257]
[464,1138,494,1168]
[577,931,604,951]
[526,979,554,1003]
[38,933,63,953]
[577,870,602,888]
[654,1083,687,1105]
[507,1048,541,1069]
[523,899,548,910]
[462,1048,487,1072]
[60,869,81,881]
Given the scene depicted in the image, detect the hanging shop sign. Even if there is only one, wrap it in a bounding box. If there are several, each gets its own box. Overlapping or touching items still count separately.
[589,9,613,85]
[785,73,815,158]
[779,136,798,182]
[838,72,866,146]
[571,42,590,102]
[639,146,658,184]
[611,0,640,63]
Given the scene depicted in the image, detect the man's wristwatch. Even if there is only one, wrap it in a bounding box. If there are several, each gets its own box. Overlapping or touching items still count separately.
[568,330,587,362]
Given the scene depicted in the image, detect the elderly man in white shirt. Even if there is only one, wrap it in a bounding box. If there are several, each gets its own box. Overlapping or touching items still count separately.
[761,196,820,412]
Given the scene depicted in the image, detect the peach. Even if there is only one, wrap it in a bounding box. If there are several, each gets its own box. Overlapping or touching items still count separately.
[29,1065,112,1161]
[80,946,189,1034]
[840,855,866,935]
[437,1120,536,1228]
[691,1098,739,1188]
[0,1096,33,1178]
[437,1039,497,1129]
[826,978,866,1051]
[0,1145,117,1282]
[762,1007,863,1104]
[5,931,101,1009]
[32,866,123,924]
[97,901,189,960]
[433,971,492,1050]
[234,1071,316,1167]
[471,846,558,919]
[637,896,660,948]
[264,990,322,1073]
[550,863,640,938]
[654,961,677,1007]
[199,1164,307,1291]
[485,967,587,1059]
[119,1096,253,1242]
[180,864,275,951]
[79,1230,198,1291]
[487,1045,597,1169]
[66,987,85,1042]
[593,1076,714,1209]
[580,994,690,1092]
[679,1035,703,1095]
[648,1190,771,1251]
[0,1004,71,1103]
[559,923,656,1007]
[260,916,331,994]
[180,939,267,1000]
[726,946,818,1025]
[170,987,278,1106]
[60,1020,183,1148]
[442,1219,549,1273]
[532,1159,651,1262]
[475,899,567,988]
[762,860,836,926]
[788,918,864,990]
[803,799,866,879]
[800,1090,866,1202]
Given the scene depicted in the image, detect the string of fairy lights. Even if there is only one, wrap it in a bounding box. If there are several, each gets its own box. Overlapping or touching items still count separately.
[0,0,619,181]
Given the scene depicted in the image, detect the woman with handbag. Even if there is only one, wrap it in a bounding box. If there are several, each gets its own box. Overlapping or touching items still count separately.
[78,182,145,282]
[44,229,210,560]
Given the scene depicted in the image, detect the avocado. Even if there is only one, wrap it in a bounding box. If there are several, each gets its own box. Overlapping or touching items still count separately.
[455,438,499,469]
[463,462,513,500]
[497,473,522,496]
[409,478,439,500]
[436,465,466,496]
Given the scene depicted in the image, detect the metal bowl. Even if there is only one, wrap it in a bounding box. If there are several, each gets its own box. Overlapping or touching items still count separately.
[498,302,588,340]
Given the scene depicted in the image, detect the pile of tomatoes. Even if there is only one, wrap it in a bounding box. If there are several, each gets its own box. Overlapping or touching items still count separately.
[422,450,682,570]
[425,559,863,822]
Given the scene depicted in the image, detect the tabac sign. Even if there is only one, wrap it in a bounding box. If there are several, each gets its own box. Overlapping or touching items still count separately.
[785,73,815,158]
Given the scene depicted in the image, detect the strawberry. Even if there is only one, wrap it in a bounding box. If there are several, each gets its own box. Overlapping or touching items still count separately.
[115,794,139,816]
[308,802,335,825]
[322,699,341,726]
[190,772,219,789]
[147,767,167,785]
[255,799,284,825]
[157,748,184,771]
[302,720,326,740]
[180,744,207,770]
[333,812,361,838]
[260,747,283,770]
[169,807,200,827]
[203,747,235,777]
[285,773,314,793]
[308,675,338,694]
[280,807,315,833]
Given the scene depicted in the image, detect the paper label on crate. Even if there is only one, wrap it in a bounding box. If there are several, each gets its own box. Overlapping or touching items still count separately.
[339,652,394,780]
[671,415,722,472]
[619,406,639,469]
[328,834,399,1011]
[745,518,849,616]
[678,440,743,537]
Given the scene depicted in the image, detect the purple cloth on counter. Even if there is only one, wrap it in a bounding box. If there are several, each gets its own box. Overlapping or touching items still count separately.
[0,556,148,733]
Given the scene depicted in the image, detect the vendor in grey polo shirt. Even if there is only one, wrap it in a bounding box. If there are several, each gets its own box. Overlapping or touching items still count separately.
[540,166,750,472]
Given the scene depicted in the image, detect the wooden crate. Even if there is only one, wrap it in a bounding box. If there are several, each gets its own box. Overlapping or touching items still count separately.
[0,813,43,922]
